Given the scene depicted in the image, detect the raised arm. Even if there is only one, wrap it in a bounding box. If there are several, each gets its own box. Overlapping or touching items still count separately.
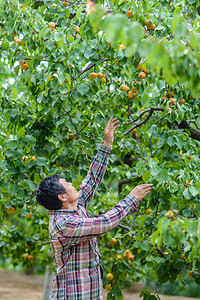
[50,184,153,247]
[78,117,120,209]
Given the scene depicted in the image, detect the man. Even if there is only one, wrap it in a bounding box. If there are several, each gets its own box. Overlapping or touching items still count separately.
[36,117,153,300]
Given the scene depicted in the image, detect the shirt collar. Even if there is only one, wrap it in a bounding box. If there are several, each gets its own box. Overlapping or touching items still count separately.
[50,205,81,215]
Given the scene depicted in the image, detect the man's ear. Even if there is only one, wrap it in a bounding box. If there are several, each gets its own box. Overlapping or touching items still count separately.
[58,194,64,202]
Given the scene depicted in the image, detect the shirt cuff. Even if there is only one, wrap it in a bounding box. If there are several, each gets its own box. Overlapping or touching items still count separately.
[124,194,139,214]
[99,144,112,154]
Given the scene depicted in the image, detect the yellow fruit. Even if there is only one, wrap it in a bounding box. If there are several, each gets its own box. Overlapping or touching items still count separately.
[164,210,174,217]
[139,72,146,79]
[97,73,104,78]
[22,63,29,71]
[111,238,117,246]
[89,72,97,80]
[28,255,34,261]
[26,212,32,218]
[186,180,190,185]
[120,44,126,50]
[29,156,36,162]
[107,273,114,281]
[170,90,175,96]
[145,19,150,26]
[106,284,112,291]
[23,155,28,162]
[128,260,132,266]
[181,253,186,259]
[137,62,143,71]
[128,254,135,261]
[120,84,130,92]
[102,78,106,83]
[179,99,185,105]
[124,250,131,257]
[63,1,69,5]
[146,208,151,215]
[116,60,119,66]
[73,26,79,33]
[23,253,29,260]
[19,61,25,65]
[169,98,176,105]
[128,91,134,99]
[6,207,15,213]
[131,86,137,93]
[116,255,122,260]
[49,22,55,28]
[131,129,137,135]
[143,67,149,74]
[164,252,169,255]
[169,2,173,8]
[186,154,192,160]
[15,39,22,45]
[148,23,156,30]
[14,37,18,42]
[68,133,75,141]
[127,9,133,17]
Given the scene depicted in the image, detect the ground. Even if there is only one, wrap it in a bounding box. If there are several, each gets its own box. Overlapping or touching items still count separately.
[0,268,198,300]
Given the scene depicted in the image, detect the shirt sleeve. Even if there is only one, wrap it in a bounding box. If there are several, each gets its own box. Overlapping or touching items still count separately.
[54,194,139,247]
[78,145,111,210]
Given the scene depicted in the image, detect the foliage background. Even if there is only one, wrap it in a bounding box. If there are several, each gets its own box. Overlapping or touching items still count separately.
[0,0,200,299]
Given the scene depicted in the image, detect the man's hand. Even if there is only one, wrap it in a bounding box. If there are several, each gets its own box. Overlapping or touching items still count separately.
[103,117,120,148]
[130,184,153,201]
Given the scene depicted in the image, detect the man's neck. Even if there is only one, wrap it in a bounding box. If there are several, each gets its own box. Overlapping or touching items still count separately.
[62,201,78,210]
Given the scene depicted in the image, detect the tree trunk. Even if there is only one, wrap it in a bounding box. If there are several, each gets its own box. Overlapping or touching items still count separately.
[42,265,55,300]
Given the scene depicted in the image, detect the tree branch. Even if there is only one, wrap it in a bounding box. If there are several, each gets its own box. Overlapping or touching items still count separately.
[118,177,142,193]
[188,120,200,130]
[123,107,164,135]
[72,57,113,82]
[178,120,200,142]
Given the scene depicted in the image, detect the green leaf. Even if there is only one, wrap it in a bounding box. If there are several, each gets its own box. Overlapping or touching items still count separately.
[36,157,48,166]
[77,83,90,96]
[46,40,55,51]
[138,39,155,57]
[25,135,35,144]
[156,169,168,181]
[66,73,71,86]
[24,180,36,191]
[189,186,199,197]
[123,22,144,44]
[10,184,19,196]
[84,49,96,59]
[171,15,186,38]
[142,170,151,182]
[7,139,18,150]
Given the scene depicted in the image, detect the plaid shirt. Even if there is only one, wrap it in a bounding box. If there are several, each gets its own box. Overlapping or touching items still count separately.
[49,145,139,300]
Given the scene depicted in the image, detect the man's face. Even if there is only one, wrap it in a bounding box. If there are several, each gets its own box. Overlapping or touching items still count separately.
[59,178,79,204]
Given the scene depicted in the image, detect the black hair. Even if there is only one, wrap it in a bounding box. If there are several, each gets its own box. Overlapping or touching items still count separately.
[36,174,66,210]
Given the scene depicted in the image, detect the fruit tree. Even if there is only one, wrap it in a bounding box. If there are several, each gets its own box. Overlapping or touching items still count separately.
[0,0,200,299]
